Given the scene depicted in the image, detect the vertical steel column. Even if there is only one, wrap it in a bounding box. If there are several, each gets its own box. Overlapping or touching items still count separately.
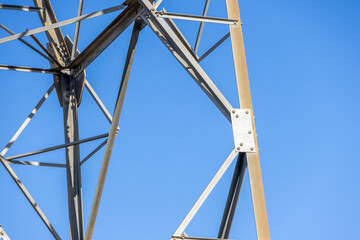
[61,72,84,240]
[225,0,270,239]
[85,19,143,240]
[218,153,247,239]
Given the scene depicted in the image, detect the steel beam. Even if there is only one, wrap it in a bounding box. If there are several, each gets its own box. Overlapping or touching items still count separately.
[71,0,85,60]
[0,64,58,74]
[29,34,62,67]
[6,133,108,161]
[173,149,238,236]
[218,153,247,239]
[0,156,61,240]
[194,0,211,53]
[69,2,143,78]
[8,160,66,168]
[198,32,230,62]
[1,84,54,156]
[61,73,84,240]
[0,4,43,12]
[139,0,232,121]
[80,139,107,166]
[155,11,237,25]
[0,4,126,45]
[225,0,270,239]
[85,19,142,240]
[0,24,53,63]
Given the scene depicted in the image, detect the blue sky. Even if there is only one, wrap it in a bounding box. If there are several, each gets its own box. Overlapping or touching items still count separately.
[0,0,359,239]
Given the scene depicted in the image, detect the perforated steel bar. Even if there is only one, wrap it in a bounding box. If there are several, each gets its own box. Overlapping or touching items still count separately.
[173,148,238,236]
[0,4,126,44]
[6,133,108,161]
[139,0,232,121]
[1,84,54,156]
[0,155,61,240]
[194,0,210,53]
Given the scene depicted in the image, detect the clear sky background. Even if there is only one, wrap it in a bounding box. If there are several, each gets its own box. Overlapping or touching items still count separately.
[0,0,359,239]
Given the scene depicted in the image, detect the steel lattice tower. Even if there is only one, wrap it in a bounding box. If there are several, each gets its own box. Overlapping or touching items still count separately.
[0,1,270,239]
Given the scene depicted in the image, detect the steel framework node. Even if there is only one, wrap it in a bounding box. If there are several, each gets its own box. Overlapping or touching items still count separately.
[0,0,270,239]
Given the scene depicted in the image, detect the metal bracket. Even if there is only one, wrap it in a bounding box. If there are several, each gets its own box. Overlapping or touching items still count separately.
[231,109,256,153]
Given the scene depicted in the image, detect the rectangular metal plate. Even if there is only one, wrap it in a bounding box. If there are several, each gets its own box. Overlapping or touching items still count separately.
[231,109,256,153]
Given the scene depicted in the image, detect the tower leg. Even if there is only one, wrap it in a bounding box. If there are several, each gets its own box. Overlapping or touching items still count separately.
[61,73,84,240]
[218,153,247,239]
[225,0,270,239]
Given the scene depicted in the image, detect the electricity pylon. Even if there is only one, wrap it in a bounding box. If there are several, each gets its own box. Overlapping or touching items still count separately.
[0,0,270,239]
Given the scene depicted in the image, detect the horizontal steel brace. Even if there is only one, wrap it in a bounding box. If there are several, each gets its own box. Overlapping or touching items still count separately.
[8,160,66,168]
[0,4,43,12]
[156,11,238,25]
[6,133,109,161]
[0,64,59,74]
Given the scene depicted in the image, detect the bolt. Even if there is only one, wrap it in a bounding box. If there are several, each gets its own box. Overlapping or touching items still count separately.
[237,146,241,150]
[248,130,252,134]
[245,110,249,114]
[232,109,236,114]
[240,142,243,146]
[235,114,239,118]
[250,147,254,151]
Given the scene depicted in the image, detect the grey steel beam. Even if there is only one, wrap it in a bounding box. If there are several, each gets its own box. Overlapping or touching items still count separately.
[198,32,230,63]
[163,8,198,60]
[69,2,143,78]
[0,64,58,74]
[80,139,107,166]
[29,34,62,67]
[0,4,126,45]
[0,24,53,63]
[194,0,211,53]
[8,160,66,168]
[218,153,247,239]
[71,0,85,60]
[0,4,43,12]
[155,11,237,25]
[173,149,238,236]
[85,19,143,240]
[139,0,232,121]
[1,84,55,157]
[84,80,115,125]
[6,133,108,161]
[0,155,61,240]
[61,73,84,240]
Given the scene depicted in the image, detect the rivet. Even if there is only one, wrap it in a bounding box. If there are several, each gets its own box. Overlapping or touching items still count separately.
[237,146,241,150]
[245,110,249,114]
[240,143,243,146]
[250,147,254,151]
[232,110,236,114]
[235,114,239,118]
[248,130,252,134]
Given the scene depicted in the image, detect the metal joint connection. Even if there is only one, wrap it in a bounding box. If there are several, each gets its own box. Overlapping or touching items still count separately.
[231,109,256,153]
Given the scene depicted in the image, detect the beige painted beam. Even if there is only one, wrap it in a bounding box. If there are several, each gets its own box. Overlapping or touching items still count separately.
[225,0,270,239]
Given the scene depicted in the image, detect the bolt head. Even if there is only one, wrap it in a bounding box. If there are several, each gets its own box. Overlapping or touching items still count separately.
[240,142,243,146]
[250,147,254,151]
[235,114,239,118]
[237,146,241,150]
[232,110,236,114]
[248,130,252,134]
[245,110,249,114]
